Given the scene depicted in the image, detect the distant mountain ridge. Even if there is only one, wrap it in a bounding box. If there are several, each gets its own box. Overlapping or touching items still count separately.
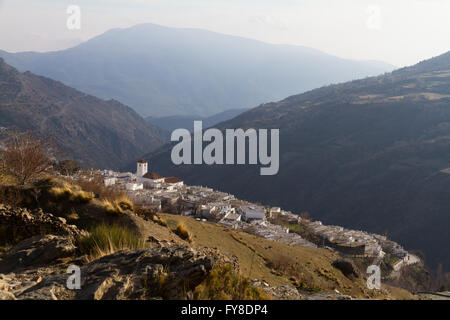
[144,51,450,272]
[0,58,164,169]
[146,108,249,133]
[0,23,395,117]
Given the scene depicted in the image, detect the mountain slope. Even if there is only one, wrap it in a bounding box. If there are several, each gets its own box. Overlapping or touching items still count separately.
[0,23,395,117]
[0,59,164,169]
[145,51,450,271]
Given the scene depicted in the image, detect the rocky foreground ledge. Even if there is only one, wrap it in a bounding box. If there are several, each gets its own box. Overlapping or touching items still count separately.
[0,205,216,300]
[1,243,213,300]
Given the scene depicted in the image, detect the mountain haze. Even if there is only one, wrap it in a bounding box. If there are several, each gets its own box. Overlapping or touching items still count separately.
[145,51,450,271]
[0,59,164,169]
[146,108,249,133]
[0,23,395,117]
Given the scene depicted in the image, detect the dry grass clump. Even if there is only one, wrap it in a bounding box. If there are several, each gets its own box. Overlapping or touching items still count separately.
[116,194,134,211]
[174,222,192,242]
[194,265,271,300]
[101,200,125,215]
[77,178,135,215]
[77,223,146,261]
[48,183,94,204]
[268,253,297,274]
[65,208,80,222]
[152,215,168,227]
[101,194,134,215]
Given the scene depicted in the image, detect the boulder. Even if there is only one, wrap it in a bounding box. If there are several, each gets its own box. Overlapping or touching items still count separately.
[0,235,78,273]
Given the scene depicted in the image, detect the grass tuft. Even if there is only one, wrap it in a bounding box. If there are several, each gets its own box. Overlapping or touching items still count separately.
[175,222,192,242]
[194,265,271,300]
[101,194,134,216]
[152,214,168,227]
[77,223,146,261]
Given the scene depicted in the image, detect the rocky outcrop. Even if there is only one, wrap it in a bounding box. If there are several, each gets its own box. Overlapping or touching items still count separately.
[198,247,240,273]
[0,204,81,245]
[15,245,214,300]
[0,235,78,274]
[0,273,44,300]
[0,275,17,300]
[251,280,302,300]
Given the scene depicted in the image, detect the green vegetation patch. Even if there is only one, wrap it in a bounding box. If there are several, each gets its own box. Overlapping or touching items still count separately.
[77,223,147,261]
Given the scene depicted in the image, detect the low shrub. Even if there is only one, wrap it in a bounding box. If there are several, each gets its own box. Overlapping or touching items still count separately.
[135,206,157,220]
[267,253,320,292]
[175,223,192,242]
[152,214,168,227]
[194,265,271,300]
[267,253,297,274]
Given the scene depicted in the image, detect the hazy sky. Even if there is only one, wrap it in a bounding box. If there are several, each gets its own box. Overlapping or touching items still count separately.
[1,0,449,67]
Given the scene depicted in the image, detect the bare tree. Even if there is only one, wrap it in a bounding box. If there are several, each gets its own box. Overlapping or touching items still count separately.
[0,131,52,185]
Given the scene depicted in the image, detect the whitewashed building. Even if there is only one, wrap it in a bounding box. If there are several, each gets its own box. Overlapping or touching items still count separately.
[125,183,143,191]
[165,177,184,188]
[238,205,266,221]
[104,177,116,186]
[136,159,148,178]
[222,211,242,222]
[140,172,165,188]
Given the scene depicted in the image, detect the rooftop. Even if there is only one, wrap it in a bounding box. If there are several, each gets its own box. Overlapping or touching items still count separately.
[143,172,164,179]
[165,177,183,184]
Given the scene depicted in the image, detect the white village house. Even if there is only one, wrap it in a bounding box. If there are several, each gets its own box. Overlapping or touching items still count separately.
[104,177,116,186]
[134,160,184,190]
[238,205,266,221]
[140,172,165,188]
[125,183,143,191]
[164,177,184,190]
